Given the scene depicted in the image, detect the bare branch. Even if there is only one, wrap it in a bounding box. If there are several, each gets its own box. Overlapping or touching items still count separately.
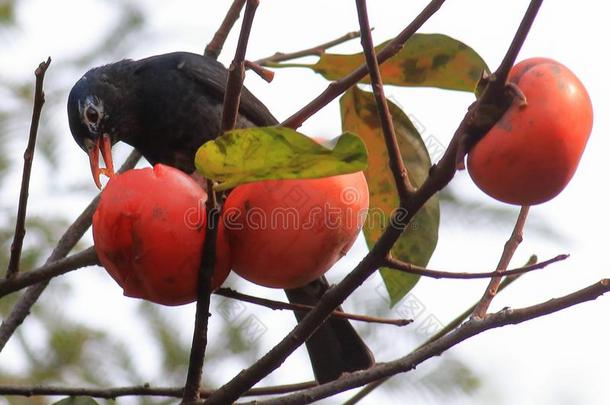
[0,381,317,400]
[472,206,530,318]
[221,0,259,133]
[0,247,98,298]
[254,30,362,65]
[6,58,51,279]
[384,252,566,280]
[183,209,220,404]
[215,288,412,326]
[495,0,545,85]
[355,0,414,204]
[204,0,247,59]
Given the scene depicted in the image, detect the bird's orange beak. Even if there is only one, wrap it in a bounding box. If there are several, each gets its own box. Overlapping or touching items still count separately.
[85,133,115,189]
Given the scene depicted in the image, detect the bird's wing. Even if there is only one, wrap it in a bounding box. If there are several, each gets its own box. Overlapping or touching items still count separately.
[134,52,278,127]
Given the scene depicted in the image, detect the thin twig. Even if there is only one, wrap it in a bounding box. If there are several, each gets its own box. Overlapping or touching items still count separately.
[281,0,446,129]
[355,0,413,204]
[251,278,610,405]
[472,206,530,319]
[495,0,545,86]
[254,30,362,65]
[183,207,219,404]
[204,0,247,59]
[215,288,412,326]
[0,150,141,353]
[0,247,98,298]
[183,2,260,402]
[6,58,51,279]
[221,0,259,133]
[0,381,317,400]
[346,258,534,405]
[384,252,566,280]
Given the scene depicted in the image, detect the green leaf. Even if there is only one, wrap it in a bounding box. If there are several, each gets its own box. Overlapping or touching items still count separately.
[0,1,15,25]
[195,126,368,191]
[341,86,439,306]
[281,33,489,93]
[52,397,99,405]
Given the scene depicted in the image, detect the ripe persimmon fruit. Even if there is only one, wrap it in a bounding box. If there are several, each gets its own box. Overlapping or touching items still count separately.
[467,58,593,205]
[222,172,369,289]
[93,164,230,306]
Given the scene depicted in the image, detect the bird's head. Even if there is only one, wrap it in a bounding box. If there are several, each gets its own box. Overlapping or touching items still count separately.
[68,69,122,189]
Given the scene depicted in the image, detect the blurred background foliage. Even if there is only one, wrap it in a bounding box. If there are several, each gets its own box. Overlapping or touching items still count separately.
[0,0,558,404]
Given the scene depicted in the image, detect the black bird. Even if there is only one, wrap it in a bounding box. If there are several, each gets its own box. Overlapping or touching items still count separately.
[67,51,374,383]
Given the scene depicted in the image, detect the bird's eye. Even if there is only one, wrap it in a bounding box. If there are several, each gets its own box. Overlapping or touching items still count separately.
[85,106,100,123]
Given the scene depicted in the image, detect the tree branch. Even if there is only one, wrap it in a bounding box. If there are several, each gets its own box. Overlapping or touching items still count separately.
[0,247,98,298]
[254,30,362,66]
[355,0,413,204]
[220,0,259,133]
[249,278,610,404]
[183,207,220,404]
[204,0,247,60]
[495,0,545,85]
[183,2,260,402]
[383,252,565,280]
[6,58,51,279]
[0,150,141,353]
[215,288,412,326]
[0,381,316,400]
[472,205,529,318]
[281,0,446,129]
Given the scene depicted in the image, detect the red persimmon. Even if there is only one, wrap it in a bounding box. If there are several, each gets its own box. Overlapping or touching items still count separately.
[93,164,230,306]
[467,58,593,205]
[222,172,369,289]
